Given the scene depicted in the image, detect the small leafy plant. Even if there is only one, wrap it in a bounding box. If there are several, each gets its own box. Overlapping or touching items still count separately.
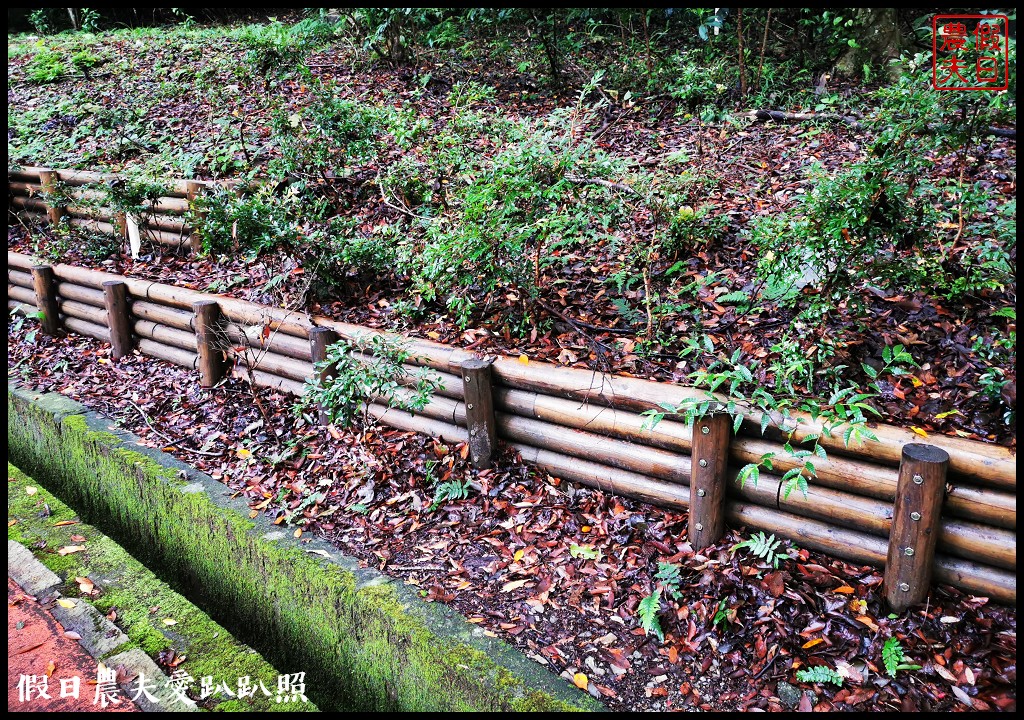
[731,531,791,569]
[881,638,921,677]
[430,477,471,509]
[796,666,844,686]
[636,561,683,641]
[299,334,438,428]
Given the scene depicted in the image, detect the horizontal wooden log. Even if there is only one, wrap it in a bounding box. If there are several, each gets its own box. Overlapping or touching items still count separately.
[65,204,115,222]
[9,209,47,221]
[62,317,110,344]
[137,338,198,371]
[229,323,312,362]
[233,347,311,383]
[67,218,117,236]
[518,442,692,510]
[496,385,694,452]
[8,283,36,305]
[939,518,1016,572]
[9,168,42,183]
[9,195,48,213]
[57,282,105,307]
[148,197,190,215]
[32,184,189,218]
[131,301,192,330]
[133,319,198,352]
[8,181,42,195]
[238,368,307,397]
[728,502,1014,604]
[945,484,1015,530]
[58,298,108,326]
[367,402,470,446]
[9,269,33,289]
[500,412,691,485]
[731,470,1015,570]
[139,226,188,247]
[142,214,190,234]
[932,554,1015,604]
[16,167,192,197]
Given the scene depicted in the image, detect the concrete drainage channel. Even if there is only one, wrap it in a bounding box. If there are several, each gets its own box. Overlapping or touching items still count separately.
[7,381,601,712]
[9,464,311,712]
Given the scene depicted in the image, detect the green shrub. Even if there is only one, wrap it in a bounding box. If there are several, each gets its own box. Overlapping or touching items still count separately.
[298,335,438,428]
[189,186,303,256]
[385,98,629,327]
[269,90,385,180]
[750,65,1014,317]
[235,17,335,79]
[26,47,67,84]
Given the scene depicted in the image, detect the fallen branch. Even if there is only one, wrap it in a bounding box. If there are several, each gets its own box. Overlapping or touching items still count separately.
[122,399,224,457]
[747,109,1015,139]
[375,173,433,222]
[986,126,1016,139]
[536,299,636,335]
[746,109,863,130]
[564,175,642,196]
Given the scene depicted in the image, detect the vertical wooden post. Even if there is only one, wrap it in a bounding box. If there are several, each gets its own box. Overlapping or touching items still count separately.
[461,358,497,469]
[193,300,226,388]
[185,180,206,255]
[103,280,133,359]
[309,327,339,424]
[37,169,65,226]
[31,265,61,335]
[688,411,730,550]
[884,443,950,612]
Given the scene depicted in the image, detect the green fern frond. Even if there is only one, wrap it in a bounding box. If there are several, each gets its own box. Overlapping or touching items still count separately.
[796,666,843,686]
[731,531,791,568]
[637,589,664,641]
[880,637,921,677]
[655,562,682,597]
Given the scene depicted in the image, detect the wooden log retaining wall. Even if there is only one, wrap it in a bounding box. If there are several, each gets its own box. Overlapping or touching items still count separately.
[7,166,239,251]
[6,242,1017,606]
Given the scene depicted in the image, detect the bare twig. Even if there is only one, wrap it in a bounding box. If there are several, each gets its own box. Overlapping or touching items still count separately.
[536,299,635,335]
[564,175,642,196]
[122,399,224,456]
[375,173,432,221]
[745,109,863,130]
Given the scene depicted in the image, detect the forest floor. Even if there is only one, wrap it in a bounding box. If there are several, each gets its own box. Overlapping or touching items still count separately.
[7,16,1018,713]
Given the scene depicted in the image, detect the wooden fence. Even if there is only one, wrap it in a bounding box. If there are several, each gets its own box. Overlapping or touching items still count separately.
[7,171,1017,608]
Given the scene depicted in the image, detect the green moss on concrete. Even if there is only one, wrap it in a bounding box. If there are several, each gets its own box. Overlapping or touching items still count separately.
[8,462,317,712]
[8,382,601,712]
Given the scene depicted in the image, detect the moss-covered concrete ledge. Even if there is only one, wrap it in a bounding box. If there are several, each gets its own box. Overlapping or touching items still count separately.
[7,381,602,712]
[9,463,312,712]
